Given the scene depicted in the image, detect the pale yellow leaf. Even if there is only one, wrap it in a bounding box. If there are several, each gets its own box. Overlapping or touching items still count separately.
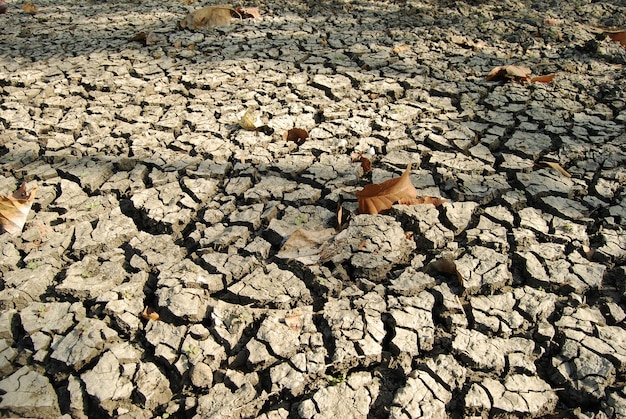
[0,183,38,235]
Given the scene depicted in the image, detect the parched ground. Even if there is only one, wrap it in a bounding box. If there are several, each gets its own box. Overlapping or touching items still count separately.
[1,0,625,417]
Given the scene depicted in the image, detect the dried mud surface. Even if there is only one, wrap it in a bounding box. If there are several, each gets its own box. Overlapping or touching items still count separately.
[1,0,625,418]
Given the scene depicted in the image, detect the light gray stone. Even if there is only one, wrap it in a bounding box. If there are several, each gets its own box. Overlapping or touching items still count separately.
[134,361,173,410]
[50,318,118,371]
[0,366,60,418]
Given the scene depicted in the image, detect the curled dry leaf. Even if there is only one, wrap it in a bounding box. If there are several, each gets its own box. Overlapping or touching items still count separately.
[486,65,532,81]
[141,306,160,321]
[238,108,262,131]
[356,164,417,215]
[487,65,555,84]
[0,183,38,235]
[284,308,304,333]
[360,157,372,174]
[283,128,309,144]
[607,31,626,49]
[21,0,37,14]
[180,4,234,30]
[235,6,260,19]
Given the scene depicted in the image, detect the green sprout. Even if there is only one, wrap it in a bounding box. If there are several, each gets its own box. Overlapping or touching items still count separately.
[294,213,308,225]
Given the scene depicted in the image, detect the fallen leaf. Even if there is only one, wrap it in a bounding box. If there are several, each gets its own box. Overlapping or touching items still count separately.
[396,197,448,207]
[283,128,309,144]
[541,161,571,178]
[235,6,260,19]
[0,183,38,235]
[141,306,160,321]
[277,228,336,265]
[392,45,410,54]
[530,73,555,83]
[130,32,147,44]
[607,31,626,48]
[360,157,372,174]
[238,108,262,131]
[180,4,233,30]
[284,308,304,333]
[21,0,37,14]
[336,199,351,231]
[1,0,9,14]
[486,65,532,82]
[356,164,417,215]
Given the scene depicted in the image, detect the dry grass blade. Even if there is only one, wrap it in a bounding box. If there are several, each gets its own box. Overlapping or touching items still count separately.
[356,164,417,214]
[0,183,38,235]
[541,161,571,178]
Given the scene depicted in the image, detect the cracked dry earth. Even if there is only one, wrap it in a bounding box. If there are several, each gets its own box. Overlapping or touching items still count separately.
[1,0,626,417]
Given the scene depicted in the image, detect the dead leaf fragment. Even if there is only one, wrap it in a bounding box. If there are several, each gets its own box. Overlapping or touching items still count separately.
[530,73,555,83]
[396,197,448,207]
[541,161,571,178]
[0,183,38,235]
[359,157,372,174]
[486,65,532,82]
[130,32,147,44]
[283,128,309,144]
[284,308,304,333]
[141,306,160,321]
[21,0,37,14]
[607,31,626,49]
[235,6,260,19]
[180,4,233,30]
[0,0,8,14]
[238,108,262,131]
[392,45,410,54]
[356,164,417,215]
[277,228,336,265]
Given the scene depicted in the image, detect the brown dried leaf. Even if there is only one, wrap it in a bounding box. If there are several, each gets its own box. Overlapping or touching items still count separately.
[141,306,160,321]
[530,73,555,83]
[396,197,448,207]
[21,0,37,14]
[284,308,304,333]
[360,157,372,174]
[607,31,626,48]
[486,65,532,81]
[283,128,309,144]
[541,161,571,178]
[130,32,147,43]
[180,5,233,30]
[356,164,417,215]
[0,183,38,235]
